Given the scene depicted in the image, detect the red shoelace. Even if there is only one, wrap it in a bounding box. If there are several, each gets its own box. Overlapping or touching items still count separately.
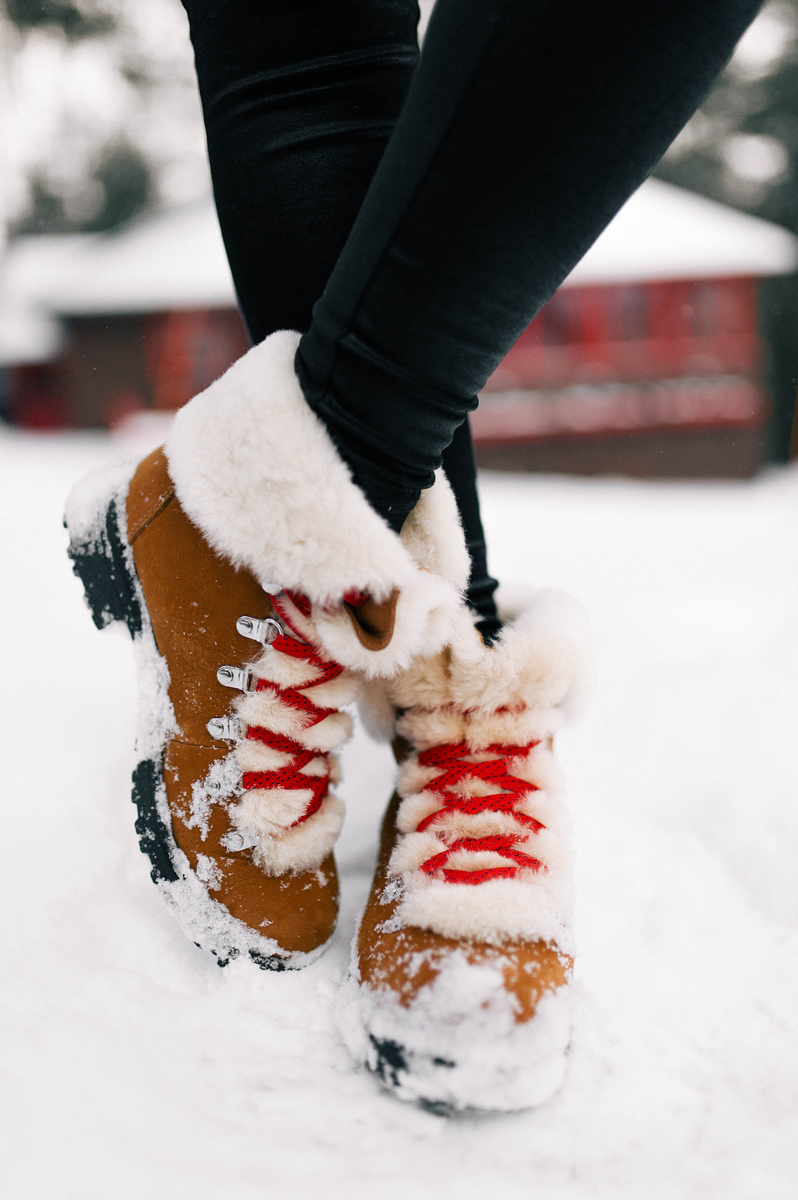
[415,740,546,884]
[241,591,346,828]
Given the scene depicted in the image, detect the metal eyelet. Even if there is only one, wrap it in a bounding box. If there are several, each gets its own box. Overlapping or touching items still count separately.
[207,716,241,740]
[222,829,259,852]
[236,615,283,645]
[216,665,256,691]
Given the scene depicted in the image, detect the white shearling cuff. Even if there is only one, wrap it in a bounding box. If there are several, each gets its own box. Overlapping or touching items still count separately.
[165,330,471,677]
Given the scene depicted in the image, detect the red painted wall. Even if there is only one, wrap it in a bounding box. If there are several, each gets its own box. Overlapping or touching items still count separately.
[485,277,761,392]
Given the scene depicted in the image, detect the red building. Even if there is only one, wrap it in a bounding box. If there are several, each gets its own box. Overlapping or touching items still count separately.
[0,201,247,430]
[1,182,796,476]
[471,180,798,476]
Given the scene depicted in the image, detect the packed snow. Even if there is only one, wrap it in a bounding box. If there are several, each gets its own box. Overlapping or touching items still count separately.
[2,426,798,1198]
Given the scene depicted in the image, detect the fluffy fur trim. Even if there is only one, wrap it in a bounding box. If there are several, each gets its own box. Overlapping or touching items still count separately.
[361,587,592,744]
[396,740,562,806]
[233,792,345,876]
[397,876,572,950]
[222,630,355,871]
[172,604,357,875]
[390,590,591,742]
[165,330,469,677]
[236,689,354,750]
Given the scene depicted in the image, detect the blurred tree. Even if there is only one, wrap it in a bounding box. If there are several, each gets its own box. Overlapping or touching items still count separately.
[88,141,152,229]
[655,0,798,231]
[1,1,205,242]
[10,142,153,235]
[3,0,114,41]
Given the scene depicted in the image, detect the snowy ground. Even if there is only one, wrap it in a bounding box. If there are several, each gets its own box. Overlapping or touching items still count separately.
[2,426,798,1199]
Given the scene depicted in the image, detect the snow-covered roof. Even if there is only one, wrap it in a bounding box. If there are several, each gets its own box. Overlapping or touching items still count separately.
[1,181,796,365]
[562,179,798,287]
[50,199,236,315]
[0,234,92,364]
[0,199,236,364]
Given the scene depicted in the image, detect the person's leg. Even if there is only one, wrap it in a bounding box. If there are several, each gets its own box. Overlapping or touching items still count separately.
[181,0,500,634]
[297,0,765,535]
[181,0,419,340]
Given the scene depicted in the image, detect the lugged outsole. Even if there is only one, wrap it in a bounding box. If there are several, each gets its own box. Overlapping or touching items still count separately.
[131,757,180,886]
[67,496,142,635]
[67,485,179,889]
[64,462,327,972]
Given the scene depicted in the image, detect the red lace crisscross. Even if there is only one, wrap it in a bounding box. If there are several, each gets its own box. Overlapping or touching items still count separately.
[415,740,546,884]
[241,592,345,828]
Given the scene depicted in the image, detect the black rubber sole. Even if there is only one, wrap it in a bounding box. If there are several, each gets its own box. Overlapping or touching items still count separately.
[367,1034,459,1115]
[67,497,142,636]
[67,497,179,888]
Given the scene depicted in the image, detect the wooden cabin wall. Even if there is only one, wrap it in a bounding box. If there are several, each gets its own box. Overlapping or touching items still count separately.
[3,308,250,429]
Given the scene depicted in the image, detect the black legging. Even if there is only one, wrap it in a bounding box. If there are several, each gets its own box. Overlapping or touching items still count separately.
[182,0,762,637]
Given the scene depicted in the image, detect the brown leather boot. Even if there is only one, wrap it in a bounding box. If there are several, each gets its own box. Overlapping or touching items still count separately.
[339,593,590,1108]
[65,330,470,970]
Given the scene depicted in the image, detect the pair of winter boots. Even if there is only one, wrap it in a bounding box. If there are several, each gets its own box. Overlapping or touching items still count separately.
[66,330,588,1113]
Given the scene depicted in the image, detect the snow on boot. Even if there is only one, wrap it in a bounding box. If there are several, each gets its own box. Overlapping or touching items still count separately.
[65,330,469,970]
[339,593,590,1109]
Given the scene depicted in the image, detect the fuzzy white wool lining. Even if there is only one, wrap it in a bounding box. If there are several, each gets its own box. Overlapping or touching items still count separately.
[234,792,345,875]
[234,633,359,754]
[390,590,592,733]
[396,741,562,802]
[165,329,468,677]
[398,877,572,950]
[388,804,571,882]
[360,588,591,742]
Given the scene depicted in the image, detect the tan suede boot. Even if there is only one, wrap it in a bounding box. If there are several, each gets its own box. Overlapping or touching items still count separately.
[339,594,590,1109]
[65,330,469,970]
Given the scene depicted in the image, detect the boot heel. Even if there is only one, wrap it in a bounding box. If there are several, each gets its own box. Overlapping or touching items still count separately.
[65,473,142,637]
